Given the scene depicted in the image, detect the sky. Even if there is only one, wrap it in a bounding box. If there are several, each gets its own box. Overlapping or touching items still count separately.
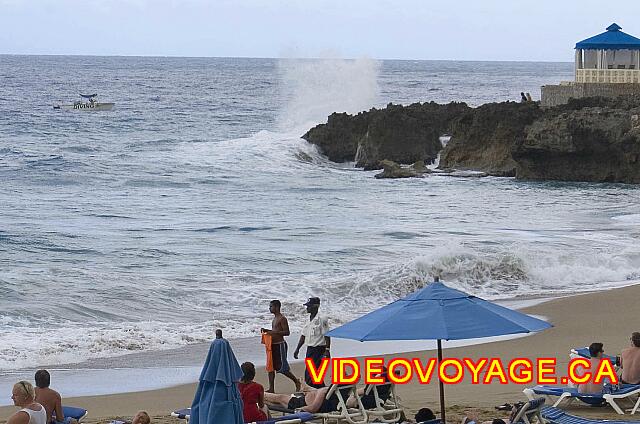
[2,0,640,61]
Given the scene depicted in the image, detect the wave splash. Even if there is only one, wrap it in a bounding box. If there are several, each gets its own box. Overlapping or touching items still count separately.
[276,57,380,131]
[320,243,640,326]
[1,242,638,370]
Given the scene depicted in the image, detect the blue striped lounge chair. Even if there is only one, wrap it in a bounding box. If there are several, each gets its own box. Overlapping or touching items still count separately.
[541,405,640,424]
[524,384,640,414]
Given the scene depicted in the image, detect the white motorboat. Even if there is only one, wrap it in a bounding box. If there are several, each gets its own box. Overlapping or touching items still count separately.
[53,94,115,111]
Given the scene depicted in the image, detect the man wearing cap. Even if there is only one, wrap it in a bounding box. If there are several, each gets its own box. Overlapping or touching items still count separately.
[294,297,330,388]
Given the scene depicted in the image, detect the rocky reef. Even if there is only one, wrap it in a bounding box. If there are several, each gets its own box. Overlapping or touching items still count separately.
[302,96,640,183]
[303,102,469,170]
[439,102,542,177]
[374,160,430,179]
[513,98,640,183]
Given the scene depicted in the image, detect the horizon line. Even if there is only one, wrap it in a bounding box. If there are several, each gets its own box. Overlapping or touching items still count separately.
[0,53,573,64]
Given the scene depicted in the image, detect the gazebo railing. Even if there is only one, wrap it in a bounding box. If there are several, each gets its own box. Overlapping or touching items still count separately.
[576,68,640,83]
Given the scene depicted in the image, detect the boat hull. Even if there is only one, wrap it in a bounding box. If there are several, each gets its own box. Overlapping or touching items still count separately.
[54,102,115,111]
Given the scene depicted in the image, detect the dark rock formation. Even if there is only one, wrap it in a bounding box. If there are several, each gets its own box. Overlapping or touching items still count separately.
[374,160,421,179]
[439,102,543,176]
[302,111,369,163]
[302,102,469,170]
[411,160,428,173]
[514,107,640,183]
[303,96,640,183]
[373,160,432,179]
[354,102,469,170]
[436,170,489,178]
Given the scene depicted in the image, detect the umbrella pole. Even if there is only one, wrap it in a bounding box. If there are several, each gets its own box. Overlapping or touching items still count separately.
[438,339,446,424]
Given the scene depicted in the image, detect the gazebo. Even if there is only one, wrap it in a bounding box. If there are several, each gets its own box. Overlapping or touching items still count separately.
[574,23,640,83]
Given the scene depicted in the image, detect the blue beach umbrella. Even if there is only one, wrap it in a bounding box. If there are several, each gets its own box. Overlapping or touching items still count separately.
[327,281,552,423]
[190,331,244,424]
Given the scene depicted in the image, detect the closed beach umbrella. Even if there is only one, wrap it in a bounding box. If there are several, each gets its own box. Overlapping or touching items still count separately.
[327,281,552,423]
[190,331,244,424]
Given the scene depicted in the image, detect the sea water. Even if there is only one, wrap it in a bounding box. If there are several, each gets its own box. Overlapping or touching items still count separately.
[1,56,639,399]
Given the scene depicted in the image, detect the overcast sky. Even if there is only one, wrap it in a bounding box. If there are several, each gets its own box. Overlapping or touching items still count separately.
[2,0,640,61]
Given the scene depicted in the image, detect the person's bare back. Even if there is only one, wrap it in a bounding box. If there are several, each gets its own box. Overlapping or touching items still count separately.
[621,334,640,384]
[34,370,68,424]
[34,387,63,424]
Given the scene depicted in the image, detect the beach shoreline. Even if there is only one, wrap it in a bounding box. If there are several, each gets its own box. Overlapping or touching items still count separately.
[3,283,640,422]
[0,292,563,405]
[0,291,573,406]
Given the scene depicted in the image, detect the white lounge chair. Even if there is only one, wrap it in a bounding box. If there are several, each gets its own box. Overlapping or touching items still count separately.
[266,383,368,424]
[313,384,368,424]
[359,382,403,423]
[510,398,546,424]
[603,385,640,415]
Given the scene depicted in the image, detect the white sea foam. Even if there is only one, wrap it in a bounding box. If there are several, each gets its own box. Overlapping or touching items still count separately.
[1,240,638,371]
[612,213,640,224]
[0,315,272,370]
[177,128,338,178]
[276,241,640,331]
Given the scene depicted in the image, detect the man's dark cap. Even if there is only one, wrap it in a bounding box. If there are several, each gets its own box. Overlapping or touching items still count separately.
[304,297,320,306]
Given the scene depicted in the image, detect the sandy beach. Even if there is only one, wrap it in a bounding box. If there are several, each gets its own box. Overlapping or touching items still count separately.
[2,283,640,423]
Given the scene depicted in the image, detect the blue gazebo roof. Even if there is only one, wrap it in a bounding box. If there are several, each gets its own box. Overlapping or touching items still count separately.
[576,23,640,50]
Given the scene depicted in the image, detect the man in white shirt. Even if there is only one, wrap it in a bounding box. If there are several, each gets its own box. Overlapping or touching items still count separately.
[294,297,330,388]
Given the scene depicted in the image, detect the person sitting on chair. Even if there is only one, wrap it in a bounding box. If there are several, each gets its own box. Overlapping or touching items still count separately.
[8,381,47,424]
[621,332,640,384]
[346,367,394,409]
[415,408,436,422]
[34,370,73,424]
[578,342,606,394]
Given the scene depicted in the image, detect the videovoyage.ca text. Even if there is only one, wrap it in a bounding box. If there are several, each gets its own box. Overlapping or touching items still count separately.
[305,357,618,385]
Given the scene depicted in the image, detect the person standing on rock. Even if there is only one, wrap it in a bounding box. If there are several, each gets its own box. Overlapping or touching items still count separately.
[520,92,528,103]
[294,297,331,388]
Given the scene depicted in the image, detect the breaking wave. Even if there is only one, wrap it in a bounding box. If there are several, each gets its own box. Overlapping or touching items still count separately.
[276,57,380,131]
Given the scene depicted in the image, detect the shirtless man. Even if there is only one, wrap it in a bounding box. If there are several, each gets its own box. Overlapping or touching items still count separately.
[33,370,72,424]
[261,299,301,393]
[621,332,640,384]
[263,383,332,413]
[578,343,605,394]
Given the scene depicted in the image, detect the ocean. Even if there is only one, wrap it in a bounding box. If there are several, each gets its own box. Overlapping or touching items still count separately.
[1,56,639,399]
